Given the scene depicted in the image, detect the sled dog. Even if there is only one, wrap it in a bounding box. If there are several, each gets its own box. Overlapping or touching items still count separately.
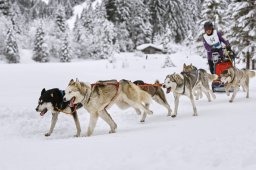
[63,79,153,137]
[35,88,82,137]
[183,63,217,101]
[133,80,172,116]
[220,67,256,102]
[163,71,216,117]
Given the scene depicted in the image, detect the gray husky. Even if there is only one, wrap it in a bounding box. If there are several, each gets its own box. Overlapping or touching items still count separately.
[183,63,217,101]
[220,67,256,102]
[163,70,217,117]
[63,79,153,137]
[133,80,172,116]
[163,73,198,117]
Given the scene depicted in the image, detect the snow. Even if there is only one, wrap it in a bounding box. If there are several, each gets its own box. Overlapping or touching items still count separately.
[137,43,164,51]
[1,45,256,170]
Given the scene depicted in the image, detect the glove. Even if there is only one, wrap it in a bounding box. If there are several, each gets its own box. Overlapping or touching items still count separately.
[226,45,231,51]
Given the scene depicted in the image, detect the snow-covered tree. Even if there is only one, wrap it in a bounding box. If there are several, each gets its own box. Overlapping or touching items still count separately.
[164,0,191,43]
[148,0,166,43]
[0,0,11,16]
[162,56,176,68]
[55,5,66,33]
[199,0,228,32]
[32,26,49,63]
[4,28,20,63]
[227,0,256,68]
[0,14,10,60]
[59,35,71,62]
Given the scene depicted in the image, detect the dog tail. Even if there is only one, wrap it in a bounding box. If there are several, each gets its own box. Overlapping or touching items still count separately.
[247,70,256,78]
[207,73,218,81]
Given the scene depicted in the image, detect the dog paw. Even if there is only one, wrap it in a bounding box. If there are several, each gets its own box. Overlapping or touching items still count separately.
[229,100,233,103]
[171,115,176,118]
[140,119,145,123]
[147,110,153,115]
[45,133,51,137]
[193,113,198,116]
[74,134,80,137]
[109,129,116,134]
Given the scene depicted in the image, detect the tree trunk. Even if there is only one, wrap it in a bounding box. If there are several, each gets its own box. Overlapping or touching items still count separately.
[246,52,250,69]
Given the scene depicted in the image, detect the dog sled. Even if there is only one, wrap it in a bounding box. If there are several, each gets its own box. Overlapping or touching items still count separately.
[211,48,236,92]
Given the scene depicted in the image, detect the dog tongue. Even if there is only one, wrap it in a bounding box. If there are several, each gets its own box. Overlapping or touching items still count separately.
[166,88,171,93]
[40,109,47,116]
[70,97,75,107]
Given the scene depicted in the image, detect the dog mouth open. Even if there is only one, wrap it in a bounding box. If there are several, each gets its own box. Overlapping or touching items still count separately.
[69,97,76,107]
[166,87,172,93]
[40,108,48,116]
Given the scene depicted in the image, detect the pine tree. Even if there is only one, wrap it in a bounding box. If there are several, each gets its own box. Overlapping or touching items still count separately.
[0,0,11,16]
[4,28,20,63]
[32,26,49,63]
[55,5,66,33]
[199,0,228,31]
[148,0,165,43]
[60,35,71,62]
[105,0,119,24]
[227,0,256,68]
[0,14,10,59]
[164,0,190,43]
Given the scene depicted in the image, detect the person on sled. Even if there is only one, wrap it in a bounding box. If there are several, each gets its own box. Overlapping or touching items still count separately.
[203,21,231,74]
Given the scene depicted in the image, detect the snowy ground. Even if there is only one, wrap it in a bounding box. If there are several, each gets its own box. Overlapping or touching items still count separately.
[1,46,256,170]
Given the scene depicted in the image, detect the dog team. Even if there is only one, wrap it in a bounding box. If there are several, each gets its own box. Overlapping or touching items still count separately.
[35,64,256,137]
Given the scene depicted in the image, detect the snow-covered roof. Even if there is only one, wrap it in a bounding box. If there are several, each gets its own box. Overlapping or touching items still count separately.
[136,44,164,51]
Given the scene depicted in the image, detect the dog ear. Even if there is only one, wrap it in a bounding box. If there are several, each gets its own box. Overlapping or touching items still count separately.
[76,81,82,90]
[69,79,75,85]
[183,63,186,68]
[41,88,46,95]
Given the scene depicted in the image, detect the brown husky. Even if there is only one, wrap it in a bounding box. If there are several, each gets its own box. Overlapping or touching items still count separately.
[133,80,172,116]
[63,79,153,136]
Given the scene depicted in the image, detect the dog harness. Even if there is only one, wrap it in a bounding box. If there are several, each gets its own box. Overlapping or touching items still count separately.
[88,82,120,109]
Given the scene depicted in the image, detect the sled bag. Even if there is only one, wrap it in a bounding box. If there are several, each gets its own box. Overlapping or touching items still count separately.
[215,61,232,76]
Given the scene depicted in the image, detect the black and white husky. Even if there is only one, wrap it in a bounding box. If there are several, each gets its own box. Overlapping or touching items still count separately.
[35,88,82,137]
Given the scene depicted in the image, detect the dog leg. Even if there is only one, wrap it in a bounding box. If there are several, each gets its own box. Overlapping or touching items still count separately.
[134,108,141,115]
[229,86,239,103]
[86,112,99,137]
[225,84,232,96]
[201,86,211,102]
[139,103,152,122]
[153,96,172,116]
[123,96,153,122]
[246,78,249,98]
[99,109,117,134]
[45,112,59,137]
[172,94,180,118]
[209,89,216,100]
[189,93,198,116]
[72,111,81,137]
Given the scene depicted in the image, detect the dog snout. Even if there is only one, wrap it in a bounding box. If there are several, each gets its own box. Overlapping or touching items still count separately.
[163,84,166,88]
[35,107,39,111]
[63,98,66,102]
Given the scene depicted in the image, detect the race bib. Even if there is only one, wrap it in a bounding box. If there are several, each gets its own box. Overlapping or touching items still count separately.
[203,30,221,48]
